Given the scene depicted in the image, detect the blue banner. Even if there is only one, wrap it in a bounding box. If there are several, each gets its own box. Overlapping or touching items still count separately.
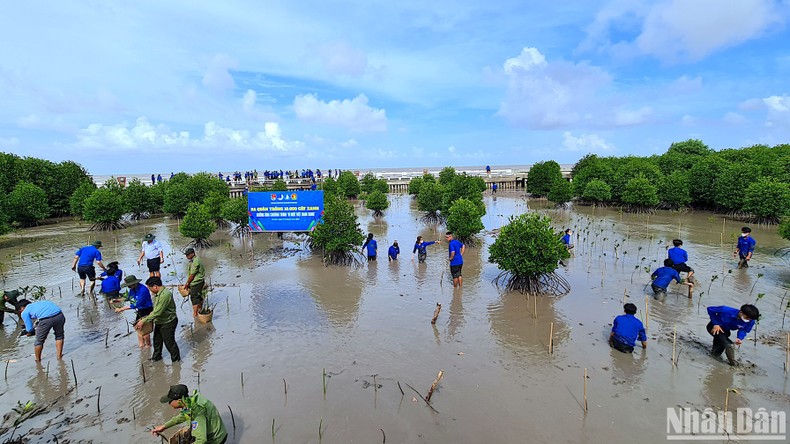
[248,191,324,232]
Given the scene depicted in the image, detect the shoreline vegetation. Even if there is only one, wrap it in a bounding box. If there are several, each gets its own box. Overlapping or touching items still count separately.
[1,139,789,242]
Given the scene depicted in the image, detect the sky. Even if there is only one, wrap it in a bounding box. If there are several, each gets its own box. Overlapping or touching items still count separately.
[1,0,789,175]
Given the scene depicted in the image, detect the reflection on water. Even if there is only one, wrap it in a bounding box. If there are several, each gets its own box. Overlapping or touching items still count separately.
[0,193,789,443]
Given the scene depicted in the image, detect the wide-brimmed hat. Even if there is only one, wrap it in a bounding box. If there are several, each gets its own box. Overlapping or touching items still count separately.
[121,275,142,288]
[160,384,189,403]
[3,289,20,299]
[92,240,103,247]
[184,247,195,255]
[144,233,156,241]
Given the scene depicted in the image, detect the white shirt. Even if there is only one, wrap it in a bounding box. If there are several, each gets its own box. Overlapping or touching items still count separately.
[141,240,163,260]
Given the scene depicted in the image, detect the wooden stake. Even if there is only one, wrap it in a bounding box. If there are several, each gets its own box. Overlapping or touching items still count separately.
[97,386,102,413]
[533,296,537,319]
[141,362,146,383]
[583,368,588,412]
[71,359,77,386]
[645,295,649,330]
[549,322,554,355]
[425,370,444,402]
[431,303,442,324]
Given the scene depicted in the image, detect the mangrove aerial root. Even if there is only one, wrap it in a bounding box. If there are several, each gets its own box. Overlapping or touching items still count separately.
[493,271,571,296]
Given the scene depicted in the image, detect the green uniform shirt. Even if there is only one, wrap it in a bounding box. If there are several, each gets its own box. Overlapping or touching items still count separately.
[142,287,177,325]
[187,256,206,287]
[163,393,228,444]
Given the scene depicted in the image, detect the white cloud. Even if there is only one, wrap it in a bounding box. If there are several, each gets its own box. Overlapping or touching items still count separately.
[202,54,237,94]
[448,145,457,154]
[315,41,369,77]
[581,0,786,62]
[668,75,703,94]
[614,107,653,126]
[723,112,747,125]
[737,94,790,127]
[681,114,696,126]
[0,136,20,148]
[497,47,611,128]
[293,93,387,132]
[636,0,782,61]
[562,132,615,153]
[71,117,304,154]
[242,89,256,112]
[340,139,359,148]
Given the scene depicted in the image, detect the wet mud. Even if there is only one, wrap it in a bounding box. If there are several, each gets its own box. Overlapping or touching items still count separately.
[0,193,788,443]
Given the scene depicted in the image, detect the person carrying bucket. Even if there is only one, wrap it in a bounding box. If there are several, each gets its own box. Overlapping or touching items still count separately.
[114,275,154,348]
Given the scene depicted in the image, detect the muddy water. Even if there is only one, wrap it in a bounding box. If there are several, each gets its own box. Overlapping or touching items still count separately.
[1,193,789,443]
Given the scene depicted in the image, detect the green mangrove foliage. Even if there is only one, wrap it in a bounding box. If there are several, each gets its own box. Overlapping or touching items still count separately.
[309,193,365,266]
[488,213,570,295]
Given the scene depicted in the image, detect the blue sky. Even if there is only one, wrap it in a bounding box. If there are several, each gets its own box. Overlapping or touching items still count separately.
[1,0,789,174]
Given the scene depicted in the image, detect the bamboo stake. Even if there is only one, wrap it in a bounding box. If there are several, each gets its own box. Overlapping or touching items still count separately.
[227,405,236,439]
[785,333,789,373]
[672,324,677,367]
[645,295,649,330]
[583,368,588,412]
[533,297,537,319]
[425,370,444,402]
[548,322,554,355]
[431,303,442,324]
[97,386,102,413]
[141,362,146,383]
[4,360,8,381]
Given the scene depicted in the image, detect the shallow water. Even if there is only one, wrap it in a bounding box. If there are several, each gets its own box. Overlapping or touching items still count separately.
[0,193,789,443]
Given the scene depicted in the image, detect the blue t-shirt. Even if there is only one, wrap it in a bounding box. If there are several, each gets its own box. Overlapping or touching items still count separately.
[413,241,436,254]
[75,245,102,267]
[611,314,647,347]
[667,247,688,265]
[448,239,464,266]
[127,285,153,310]
[651,266,681,289]
[21,301,62,332]
[737,236,756,256]
[365,239,378,257]
[562,234,572,245]
[388,245,399,260]
[707,306,755,340]
[101,275,121,294]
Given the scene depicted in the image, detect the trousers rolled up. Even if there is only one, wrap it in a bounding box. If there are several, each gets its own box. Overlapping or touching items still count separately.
[152,318,180,362]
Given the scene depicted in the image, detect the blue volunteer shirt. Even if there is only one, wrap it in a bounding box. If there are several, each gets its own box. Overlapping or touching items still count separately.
[667,247,688,265]
[562,234,572,245]
[388,245,399,260]
[100,269,123,280]
[651,266,680,289]
[101,275,121,294]
[611,314,647,347]
[448,239,464,266]
[413,241,436,254]
[127,285,153,310]
[75,245,102,267]
[365,239,378,257]
[707,306,755,340]
[737,236,756,256]
[21,300,62,332]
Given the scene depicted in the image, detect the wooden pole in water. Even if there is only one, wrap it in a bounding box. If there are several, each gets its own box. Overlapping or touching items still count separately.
[645,295,649,330]
[71,359,77,386]
[533,297,537,319]
[425,370,444,402]
[97,386,102,413]
[583,368,588,412]
[431,303,442,324]
[549,322,554,355]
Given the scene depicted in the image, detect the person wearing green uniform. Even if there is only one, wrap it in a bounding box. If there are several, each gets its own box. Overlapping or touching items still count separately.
[152,384,228,444]
[181,248,206,317]
[134,277,180,362]
[1,289,20,327]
